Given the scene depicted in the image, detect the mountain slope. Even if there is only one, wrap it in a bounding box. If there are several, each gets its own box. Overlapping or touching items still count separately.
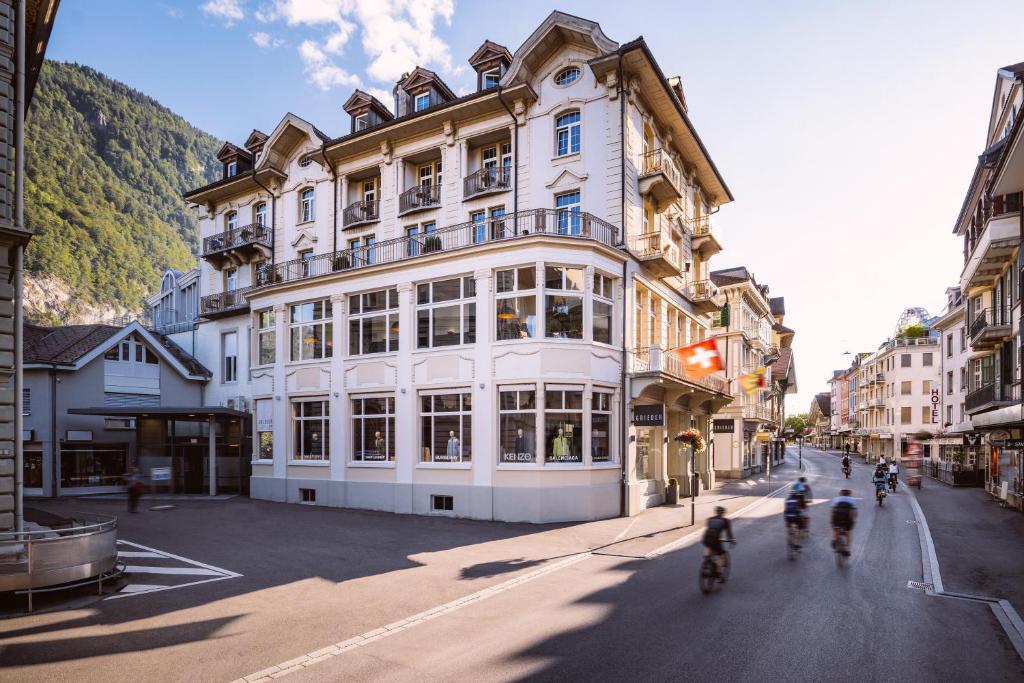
[24,61,221,324]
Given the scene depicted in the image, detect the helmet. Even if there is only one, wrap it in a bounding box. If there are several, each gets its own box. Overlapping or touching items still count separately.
[840,489,851,496]
[714,506,726,515]
[799,477,807,483]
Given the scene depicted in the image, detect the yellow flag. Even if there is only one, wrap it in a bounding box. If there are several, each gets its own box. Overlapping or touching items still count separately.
[739,367,767,395]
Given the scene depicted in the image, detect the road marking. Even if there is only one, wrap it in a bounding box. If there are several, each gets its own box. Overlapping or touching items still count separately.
[903,483,1024,662]
[108,540,242,600]
[235,475,795,683]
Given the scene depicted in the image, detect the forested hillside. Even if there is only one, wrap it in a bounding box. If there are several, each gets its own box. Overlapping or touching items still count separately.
[24,61,221,323]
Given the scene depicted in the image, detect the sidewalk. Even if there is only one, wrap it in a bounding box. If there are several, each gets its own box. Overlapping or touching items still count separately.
[914,480,1024,613]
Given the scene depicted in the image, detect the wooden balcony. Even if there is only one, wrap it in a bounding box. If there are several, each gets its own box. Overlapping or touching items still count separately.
[202,224,272,270]
[463,167,511,199]
[638,150,682,202]
[628,229,682,278]
[689,215,722,257]
[342,199,380,229]
[398,184,441,216]
[200,286,254,319]
[690,279,725,314]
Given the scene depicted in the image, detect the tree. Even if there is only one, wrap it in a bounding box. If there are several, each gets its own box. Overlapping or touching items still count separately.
[784,413,811,436]
[896,323,928,340]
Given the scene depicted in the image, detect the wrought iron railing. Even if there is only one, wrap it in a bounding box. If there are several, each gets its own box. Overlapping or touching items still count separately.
[398,183,442,214]
[202,224,271,256]
[966,381,1019,412]
[629,231,667,258]
[342,199,380,227]
[257,209,619,287]
[689,215,712,238]
[969,306,1010,340]
[630,346,731,395]
[463,167,511,198]
[200,286,254,316]
[691,280,721,303]
[639,149,681,189]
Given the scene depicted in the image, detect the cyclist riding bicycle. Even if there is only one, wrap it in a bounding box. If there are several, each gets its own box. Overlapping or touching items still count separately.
[702,506,735,575]
[783,491,806,545]
[831,488,858,555]
[888,460,899,487]
[793,477,812,506]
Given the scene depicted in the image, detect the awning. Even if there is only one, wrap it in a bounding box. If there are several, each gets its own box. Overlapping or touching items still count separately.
[68,406,251,419]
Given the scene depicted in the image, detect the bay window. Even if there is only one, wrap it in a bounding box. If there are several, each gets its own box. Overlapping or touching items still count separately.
[496,266,537,340]
[593,273,613,344]
[417,276,476,348]
[293,399,329,461]
[421,392,472,462]
[289,299,333,361]
[351,395,395,462]
[348,288,399,355]
[257,309,275,365]
[544,387,583,463]
[499,388,536,463]
[544,266,584,339]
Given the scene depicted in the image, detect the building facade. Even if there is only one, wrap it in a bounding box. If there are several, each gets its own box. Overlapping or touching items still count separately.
[808,392,831,448]
[179,12,736,522]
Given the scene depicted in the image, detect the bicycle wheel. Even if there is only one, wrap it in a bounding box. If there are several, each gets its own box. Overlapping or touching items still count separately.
[835,538,847,568]
[719,551,730,582]
[699,559,717,594]
[786,527,798,560]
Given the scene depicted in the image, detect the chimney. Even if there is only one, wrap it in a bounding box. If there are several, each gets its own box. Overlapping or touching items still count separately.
[668,76,687,114]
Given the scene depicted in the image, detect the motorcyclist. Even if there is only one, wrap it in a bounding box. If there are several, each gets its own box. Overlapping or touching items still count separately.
[831,488,858,554]
[841,453,851,476]
[872,465,888,500]
[888,460,899,489]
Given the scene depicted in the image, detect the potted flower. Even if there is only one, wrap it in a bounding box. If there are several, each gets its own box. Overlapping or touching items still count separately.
[423,235,443,253]
[332,254,351,271]
[674,429,706,453]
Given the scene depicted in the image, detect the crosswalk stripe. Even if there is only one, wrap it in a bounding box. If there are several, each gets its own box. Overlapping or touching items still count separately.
[117,551,165,559]
[119,584,169,593]
[125,565,226,577]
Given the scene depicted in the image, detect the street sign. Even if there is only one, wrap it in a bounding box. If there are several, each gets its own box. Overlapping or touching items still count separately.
[151,467,171,482]
[991,439,1024,449]
[632,405,664,427]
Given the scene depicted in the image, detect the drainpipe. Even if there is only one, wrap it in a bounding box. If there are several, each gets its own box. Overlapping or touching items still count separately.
[617,54,628,518]
[495,85,519,217]
[319,142,338,254]
[251,169,276,267]
[13,0,25,530]
[50,368,56,497]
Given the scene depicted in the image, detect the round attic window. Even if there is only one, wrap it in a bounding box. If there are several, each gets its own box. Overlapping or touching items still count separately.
[554,66,581,86]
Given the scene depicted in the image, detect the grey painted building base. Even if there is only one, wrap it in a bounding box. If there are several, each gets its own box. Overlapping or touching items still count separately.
[250,476,620,524]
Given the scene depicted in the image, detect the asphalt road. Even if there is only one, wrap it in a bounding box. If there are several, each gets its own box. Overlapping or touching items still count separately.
[284,448,1024,682]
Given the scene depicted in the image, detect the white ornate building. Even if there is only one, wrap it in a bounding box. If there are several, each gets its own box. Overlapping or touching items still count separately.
[178,12,735,522]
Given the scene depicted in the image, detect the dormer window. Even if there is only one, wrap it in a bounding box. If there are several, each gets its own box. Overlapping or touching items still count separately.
[483,70,500,89]
[355,114,369,131]
[415,93,431,111]
[227,161,238,177]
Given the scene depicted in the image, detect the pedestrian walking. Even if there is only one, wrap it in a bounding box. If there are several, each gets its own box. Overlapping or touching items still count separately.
[126,467,143,513]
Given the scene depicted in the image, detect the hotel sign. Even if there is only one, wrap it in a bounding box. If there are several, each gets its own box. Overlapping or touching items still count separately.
[632,405,664,427]
[930,389,941,424]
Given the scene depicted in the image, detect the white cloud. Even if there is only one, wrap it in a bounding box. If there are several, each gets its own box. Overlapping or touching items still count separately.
[299,39,361,91]
[352,0,455,83]
[366,87,394,112]
[201,0,245,26]
[251,31,284,48]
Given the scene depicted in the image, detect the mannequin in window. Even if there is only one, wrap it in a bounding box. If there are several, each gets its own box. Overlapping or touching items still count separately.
[373,431,384,458]
[513,427,534,461]
[551,427,570,459]
[446,430,461,459]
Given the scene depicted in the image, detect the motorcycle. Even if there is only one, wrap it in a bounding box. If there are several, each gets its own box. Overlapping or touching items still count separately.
[842,465,851,479]
[876,486,886,506]
[888,474,897,493]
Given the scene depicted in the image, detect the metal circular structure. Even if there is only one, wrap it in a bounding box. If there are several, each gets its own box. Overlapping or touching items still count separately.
[895,307,930,334]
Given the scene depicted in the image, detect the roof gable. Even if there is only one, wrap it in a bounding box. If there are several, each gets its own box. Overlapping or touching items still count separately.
[256,113,330,173]
[503,11,617,87]
[343,89,394,119]
[469,40,512,70]
[216,142,250,163]
[244,129,269,152]
[400,66,456,101]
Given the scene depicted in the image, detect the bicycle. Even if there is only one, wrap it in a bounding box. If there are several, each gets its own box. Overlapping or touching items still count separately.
[699,543,733,593]
[786,521,802,560]
[833,529,850,567]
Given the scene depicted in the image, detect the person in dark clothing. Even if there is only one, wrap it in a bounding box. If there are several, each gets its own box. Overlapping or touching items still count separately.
[702,506,735,575]
[126,467,143,513]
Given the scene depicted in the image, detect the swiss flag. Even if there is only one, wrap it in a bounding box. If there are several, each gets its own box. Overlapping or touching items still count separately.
[673,339,723,380]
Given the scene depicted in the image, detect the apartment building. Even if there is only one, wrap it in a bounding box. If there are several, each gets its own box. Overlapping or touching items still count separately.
[808,392,831,448]
[178,12,734,522]
[951,61,1024,506]
[708,267,782,478]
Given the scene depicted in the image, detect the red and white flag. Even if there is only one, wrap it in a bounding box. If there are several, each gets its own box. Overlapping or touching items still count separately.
[673,339,724,380]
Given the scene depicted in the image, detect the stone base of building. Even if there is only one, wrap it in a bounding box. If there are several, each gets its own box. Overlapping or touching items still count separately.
[250,476,621,524]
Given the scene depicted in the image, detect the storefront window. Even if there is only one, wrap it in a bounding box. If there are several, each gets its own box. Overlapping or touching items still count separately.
[60,443,128,487]
[545,266,584,339]
[421,392,472,462]
[499,388,536,463]
[635,430,652,479]
[593,273,613,344]
[351,396,396,462]
[349,288,399,355]
[417,277,476,348]
[255,398,273,460]
[293,400,329,460]
[591,391,613,462]
[495,267,537,340]
[544,387,583,463]
[290,300,333,361]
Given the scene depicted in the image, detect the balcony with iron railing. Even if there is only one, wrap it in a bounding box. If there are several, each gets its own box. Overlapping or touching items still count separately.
[628,227,682,279]
[398,183,442,216]
[638,149,682,201]
[690,279,725,314]
[968,306,1011,350]
[202,224,272,269]
[961,192,1021,290]
[463,166,511,199]
[965,381,1019,415]
[342,199,380,229]
[256,209,619,288]
[200,286,255,319]
[743,400,774,422]
[629,346,732,397]
[688,215,721,257]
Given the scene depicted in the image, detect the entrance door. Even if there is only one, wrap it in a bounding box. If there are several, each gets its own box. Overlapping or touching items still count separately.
[181,444,206,494]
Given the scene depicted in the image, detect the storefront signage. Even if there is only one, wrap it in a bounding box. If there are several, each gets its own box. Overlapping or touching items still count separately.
[66,430,93,442]
[930,389,941,424]
[151,467,171,482]
[963,433,983,446]
[991,439,1024,449]
[632,405,664,427]
[713,419,734,434]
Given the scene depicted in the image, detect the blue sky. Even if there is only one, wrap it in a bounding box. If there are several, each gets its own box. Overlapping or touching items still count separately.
[47,1,1024,413]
